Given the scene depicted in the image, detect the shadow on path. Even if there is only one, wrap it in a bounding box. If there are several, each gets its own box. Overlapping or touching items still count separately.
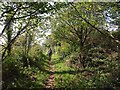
[53,70,84,75]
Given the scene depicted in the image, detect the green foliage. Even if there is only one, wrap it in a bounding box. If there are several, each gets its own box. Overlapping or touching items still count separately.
[1,2,120,89]
[2,42,49,89]
[53,52,120,89]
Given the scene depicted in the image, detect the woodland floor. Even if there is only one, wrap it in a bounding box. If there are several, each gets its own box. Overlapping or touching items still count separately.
[44,55,76,89]
[45,60,55,89]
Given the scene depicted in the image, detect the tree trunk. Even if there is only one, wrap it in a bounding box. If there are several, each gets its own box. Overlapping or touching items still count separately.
[6,21,12,56]
[79,41,86,68]
[118,44,120,62]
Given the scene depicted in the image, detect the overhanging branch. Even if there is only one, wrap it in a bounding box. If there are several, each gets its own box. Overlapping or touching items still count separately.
[2,23,29,61]
[0,4,22,37]
[70,3,120,45]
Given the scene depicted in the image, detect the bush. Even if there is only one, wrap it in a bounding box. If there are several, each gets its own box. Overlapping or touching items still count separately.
[2,48,49,89]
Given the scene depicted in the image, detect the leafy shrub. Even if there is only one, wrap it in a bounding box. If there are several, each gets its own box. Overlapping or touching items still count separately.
[2,47,49,89]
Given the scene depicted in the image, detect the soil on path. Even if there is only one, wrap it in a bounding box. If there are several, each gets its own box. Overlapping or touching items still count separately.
[45,61,54,89]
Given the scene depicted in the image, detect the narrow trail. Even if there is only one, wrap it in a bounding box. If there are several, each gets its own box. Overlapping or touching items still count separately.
[45,60,54,89]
